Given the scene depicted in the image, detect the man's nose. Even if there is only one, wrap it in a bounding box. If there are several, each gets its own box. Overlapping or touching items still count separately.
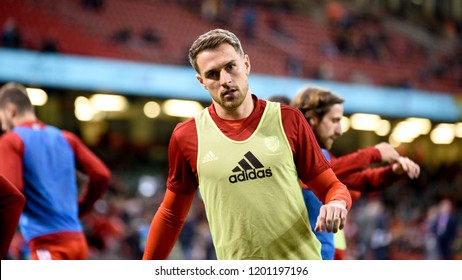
[335,124,343,136]
[220,70,232,86]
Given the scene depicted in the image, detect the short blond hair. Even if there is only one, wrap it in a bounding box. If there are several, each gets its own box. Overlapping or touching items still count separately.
[0,82,33,114]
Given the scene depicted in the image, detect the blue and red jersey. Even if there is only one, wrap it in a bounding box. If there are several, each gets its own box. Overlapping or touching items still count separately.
[0,120,110,243]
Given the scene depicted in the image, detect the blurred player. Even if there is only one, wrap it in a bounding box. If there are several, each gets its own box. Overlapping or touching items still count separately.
[291,85,420,259]
[0,82,111,260]
[268,95,335,260]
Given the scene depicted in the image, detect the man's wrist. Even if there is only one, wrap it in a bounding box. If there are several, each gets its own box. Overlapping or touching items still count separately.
[328,199,347,209]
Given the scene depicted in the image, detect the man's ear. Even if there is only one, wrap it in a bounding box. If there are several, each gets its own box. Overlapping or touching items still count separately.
[5,102,17,117]
[196,74,207,90]
[309,115,318,126]
[244,54,251,75]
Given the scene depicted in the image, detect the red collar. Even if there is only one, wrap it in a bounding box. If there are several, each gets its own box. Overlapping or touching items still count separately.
[17,120,45,128]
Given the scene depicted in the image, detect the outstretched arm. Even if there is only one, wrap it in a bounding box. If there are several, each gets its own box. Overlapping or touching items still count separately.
[338,165,397,192]
[331,143,399,179]
[330,147,382,177]
[143,189,196,260]
[336,156,420,193]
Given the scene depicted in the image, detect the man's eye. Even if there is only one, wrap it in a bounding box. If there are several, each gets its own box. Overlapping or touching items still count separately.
[207,72,218,79]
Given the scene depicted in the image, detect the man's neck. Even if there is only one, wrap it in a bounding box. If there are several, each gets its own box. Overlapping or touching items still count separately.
[214,93,255,120]
[13,112,37,127]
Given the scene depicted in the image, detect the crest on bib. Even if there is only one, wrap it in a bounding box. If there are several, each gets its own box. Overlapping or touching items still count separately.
[265,136,280,152]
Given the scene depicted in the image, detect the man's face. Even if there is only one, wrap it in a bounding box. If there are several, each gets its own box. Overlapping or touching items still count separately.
[311,104,344,150]
[195,43,251,112]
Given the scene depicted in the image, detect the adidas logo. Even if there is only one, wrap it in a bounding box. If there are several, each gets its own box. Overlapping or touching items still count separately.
[228,151,272,184]
[202,150,219,163]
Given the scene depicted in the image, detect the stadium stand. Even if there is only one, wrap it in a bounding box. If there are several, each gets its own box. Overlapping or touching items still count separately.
[1,0,460,94]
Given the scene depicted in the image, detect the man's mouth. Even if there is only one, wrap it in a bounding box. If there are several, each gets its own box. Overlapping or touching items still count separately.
[222,89,236,97]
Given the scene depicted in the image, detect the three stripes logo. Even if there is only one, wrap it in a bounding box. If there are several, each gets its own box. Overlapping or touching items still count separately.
[202,150,219,163]
[228,151,272,184]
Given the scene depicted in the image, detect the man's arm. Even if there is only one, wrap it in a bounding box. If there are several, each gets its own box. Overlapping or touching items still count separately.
[337,165,397,192]
[284,107,351,233]
[143,189,196,260]
[334,157,420,193]
[0,133,24,191]
[331,142,400,178]
[307,169,351,233]
[330,147,382,178]
[143,121,199,259]
[62,131,111,217]
[0,175,25,259]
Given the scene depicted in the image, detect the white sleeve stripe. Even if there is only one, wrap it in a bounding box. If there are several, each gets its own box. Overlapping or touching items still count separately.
[36,249,52,260]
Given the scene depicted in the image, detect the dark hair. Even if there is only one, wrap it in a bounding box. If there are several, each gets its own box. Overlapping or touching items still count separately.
[290,85,344,121]
[267,95,291,105]
[189,29,244,73]
[0,82,33,114]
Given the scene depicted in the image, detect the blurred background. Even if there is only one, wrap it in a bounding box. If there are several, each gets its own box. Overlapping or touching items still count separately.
[1,0,461,260]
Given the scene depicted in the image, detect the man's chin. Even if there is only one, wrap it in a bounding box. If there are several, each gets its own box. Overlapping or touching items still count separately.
[323,141,333,151]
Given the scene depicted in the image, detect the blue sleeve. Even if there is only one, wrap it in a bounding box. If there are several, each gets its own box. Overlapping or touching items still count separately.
[321,149,331,161]
[303,148,334,260]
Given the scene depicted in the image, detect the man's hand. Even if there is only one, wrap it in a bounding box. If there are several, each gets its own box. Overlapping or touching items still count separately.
[374,142,400,163]
[314,200,348,233]
[392,156,420,179]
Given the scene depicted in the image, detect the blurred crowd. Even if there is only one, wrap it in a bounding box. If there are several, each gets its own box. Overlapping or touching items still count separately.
[346,162,462,260]
[1,0,461,92]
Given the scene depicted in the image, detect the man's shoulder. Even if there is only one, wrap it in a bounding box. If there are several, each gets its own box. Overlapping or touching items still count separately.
[172,117,197,137]
[0,131,22,143]
[59,129,78,139]
[276,102,305,123]
[0,131,24,153]
[279,103,301,114]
